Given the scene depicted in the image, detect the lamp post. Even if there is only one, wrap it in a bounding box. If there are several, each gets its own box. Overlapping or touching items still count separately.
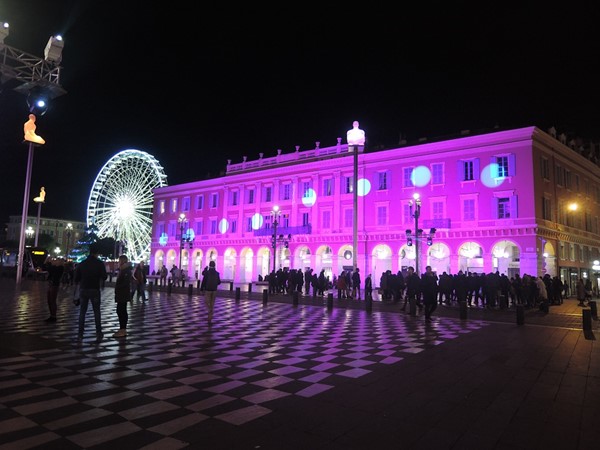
[409,193,422,275]
[347,121,365,272]
[178,213,188,270]
[65,222,73,259]
[271,205,281,274]
[2,21,66,285]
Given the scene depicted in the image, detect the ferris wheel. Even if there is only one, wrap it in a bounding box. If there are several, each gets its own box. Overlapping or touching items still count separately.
[87,149,168,263]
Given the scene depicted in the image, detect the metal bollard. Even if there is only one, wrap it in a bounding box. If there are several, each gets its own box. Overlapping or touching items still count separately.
[188,284,193,296]
[148,281,153,293]
[516,304,524,325]
[459,301,467,320]
[167,282,172,295]
[409,297,416,316]
[230,281,234,291]
[327,293,333,309]
[293,290,299,306]
[365,293,372,313]
[589,301,598,319]
[583,309,592,331]
[235,287,241,301]
[262,289,268,306]
[249,283,253,293]
[197,280,201,290]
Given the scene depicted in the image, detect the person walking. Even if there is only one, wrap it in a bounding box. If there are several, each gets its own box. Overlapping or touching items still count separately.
[202,260,221,325]
[364,273,373,300]
[113,255,132,338]
[131,261,147,301]
[74,243,108,342]
[43,256,65,322]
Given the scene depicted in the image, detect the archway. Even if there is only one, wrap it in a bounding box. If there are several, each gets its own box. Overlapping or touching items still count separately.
[427,242,450,275]
[371,244,392,286]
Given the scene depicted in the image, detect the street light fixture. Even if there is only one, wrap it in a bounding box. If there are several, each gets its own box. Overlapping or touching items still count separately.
[65,223,73,259]
[178,213,194,276]
[270,205,292,273]
[2,20,67,285]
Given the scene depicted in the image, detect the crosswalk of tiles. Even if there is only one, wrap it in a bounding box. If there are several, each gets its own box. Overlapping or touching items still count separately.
[0,284,489,448]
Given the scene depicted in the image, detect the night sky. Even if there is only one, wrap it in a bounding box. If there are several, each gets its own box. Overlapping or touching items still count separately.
[1,1,599,228]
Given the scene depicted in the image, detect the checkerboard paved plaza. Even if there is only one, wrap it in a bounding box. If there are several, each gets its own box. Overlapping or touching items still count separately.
[0,281,490,448]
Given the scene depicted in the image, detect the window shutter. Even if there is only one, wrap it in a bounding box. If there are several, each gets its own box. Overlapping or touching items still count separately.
[457,160,464,181]
[508,154,516,176]
[492,197,498,219]
[473,159,480,180]
[511,195,518,218]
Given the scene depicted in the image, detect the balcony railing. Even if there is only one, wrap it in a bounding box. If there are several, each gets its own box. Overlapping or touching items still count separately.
[253,224,312,237]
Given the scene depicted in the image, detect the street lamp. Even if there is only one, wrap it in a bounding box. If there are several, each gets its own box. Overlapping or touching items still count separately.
[270,205,292,273]
[25,226,34,244]
[271,205,281,274]
[2,20,67,285]
[347,120,365,272]
[406,193,437,276]
[409,193,422,275]
[65,223,73,259]
[178,213,187,269]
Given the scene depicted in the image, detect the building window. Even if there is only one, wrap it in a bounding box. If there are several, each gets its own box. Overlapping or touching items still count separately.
[496,156,509,177]
[231,219,237,234]
[302,181,311,198]
[181,197,190,212]
[231,191,238,206]
[168,223,176,237]
[344,209,353,228]
[282,184,291,200]
[565,170,572,190]
[322,210,331,229]
[246,217,253,232]
[555,165,563,186]
[541,156,550,180]
[377,205,387,226]
[159,200,166,214]
[344,176,353,194]
[403,203,412,224]
[497,197,511,219]
[431,163,444,185]
[195,195,204,210]
[432,201,444,220]
[463,199,475,221]
[171,199,178,213]
[378,172,388,190]
[301,212,309,226]
[247,189,255,204]
[323,179,333,196]
[459,159,479,181]
[283,214,290,228]
[195,221,203,235]
[265,186,272,202]
[211,193,219,208]
[403,167,414,188]
[542,197,552,221]
[158,223,165,237]
[210,219,217,234]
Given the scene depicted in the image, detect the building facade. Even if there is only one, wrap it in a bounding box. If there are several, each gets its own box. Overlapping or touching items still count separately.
[5,215,86,256]
[150,126,600,292]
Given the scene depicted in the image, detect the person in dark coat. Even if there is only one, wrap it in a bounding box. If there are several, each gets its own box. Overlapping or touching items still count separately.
[113,255,132,338]
[44,256,65,322]
[74,243,108,342]
[421,265,439,322]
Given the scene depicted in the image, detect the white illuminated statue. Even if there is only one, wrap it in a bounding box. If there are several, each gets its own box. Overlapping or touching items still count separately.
[346,120,365,146]
[24,114,45,145]
[34,186,46,203]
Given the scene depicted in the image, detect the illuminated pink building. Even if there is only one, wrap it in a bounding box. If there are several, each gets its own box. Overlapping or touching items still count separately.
[150,126,600,292]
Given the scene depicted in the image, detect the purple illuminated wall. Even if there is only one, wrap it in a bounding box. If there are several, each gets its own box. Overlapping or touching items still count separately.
[150,126,600,290]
